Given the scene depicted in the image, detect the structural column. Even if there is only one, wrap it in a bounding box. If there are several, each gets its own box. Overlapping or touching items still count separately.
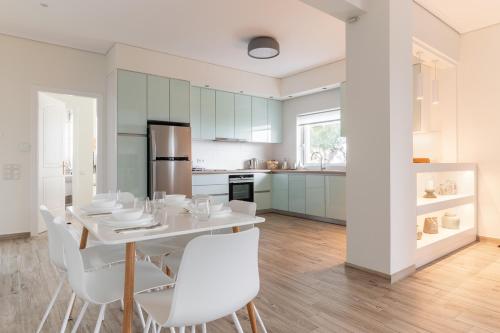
[344,0,415,280]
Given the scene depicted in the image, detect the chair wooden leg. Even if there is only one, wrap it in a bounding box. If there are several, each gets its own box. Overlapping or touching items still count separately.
[60,292,76,333]
[123,242,136,333]
[253,304,267,333]
[36,273,65,333]
[70,301,89,333]
[94,304,106,333]
[246,302,258,333]
[232,312,244,333]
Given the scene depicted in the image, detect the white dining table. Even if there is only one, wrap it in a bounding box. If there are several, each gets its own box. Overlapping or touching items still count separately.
[67,205,265,333]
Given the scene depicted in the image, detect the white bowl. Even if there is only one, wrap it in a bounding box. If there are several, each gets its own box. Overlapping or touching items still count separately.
[91,199,117,209]
[112,208,144,221]
[210,203,224,212]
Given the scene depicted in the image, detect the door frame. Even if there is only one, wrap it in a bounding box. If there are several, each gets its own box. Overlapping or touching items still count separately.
[31,86,104,235]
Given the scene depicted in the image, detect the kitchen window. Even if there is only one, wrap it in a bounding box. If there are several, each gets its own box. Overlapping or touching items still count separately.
[297,109,346,167]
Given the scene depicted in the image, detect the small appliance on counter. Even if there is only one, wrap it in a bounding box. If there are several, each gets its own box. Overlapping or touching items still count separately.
[248,158,260,169]
[266,160,279,170]
[148,122,192,198]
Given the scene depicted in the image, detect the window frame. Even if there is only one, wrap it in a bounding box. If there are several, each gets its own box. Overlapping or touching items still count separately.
[296,108,345,168]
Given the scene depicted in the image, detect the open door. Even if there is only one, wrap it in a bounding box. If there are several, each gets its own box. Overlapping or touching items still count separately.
[38,92,66,233]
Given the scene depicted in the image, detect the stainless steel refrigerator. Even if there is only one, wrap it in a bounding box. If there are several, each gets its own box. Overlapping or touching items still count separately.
[148,123,192,198]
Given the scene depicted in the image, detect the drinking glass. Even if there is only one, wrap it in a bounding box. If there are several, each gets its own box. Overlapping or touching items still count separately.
[143,197,152,215]
[193,197,211,221]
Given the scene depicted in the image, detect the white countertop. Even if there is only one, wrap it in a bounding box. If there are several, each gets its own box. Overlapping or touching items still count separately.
[192,168,346,175]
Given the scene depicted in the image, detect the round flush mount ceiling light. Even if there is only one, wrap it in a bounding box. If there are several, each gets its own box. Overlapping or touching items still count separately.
[248,36,280,59]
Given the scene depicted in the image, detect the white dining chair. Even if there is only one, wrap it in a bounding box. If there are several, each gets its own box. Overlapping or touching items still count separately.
[55,217,174,333]
[36,206,127,333]
[135,228,267,333]
[156,200,258,281]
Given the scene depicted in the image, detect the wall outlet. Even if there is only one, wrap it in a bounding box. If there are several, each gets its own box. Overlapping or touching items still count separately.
[3,164,21,180]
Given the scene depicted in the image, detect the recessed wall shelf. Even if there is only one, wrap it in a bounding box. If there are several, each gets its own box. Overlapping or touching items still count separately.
[414,163,477,268]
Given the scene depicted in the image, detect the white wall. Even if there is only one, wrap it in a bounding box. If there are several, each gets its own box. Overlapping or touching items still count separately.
[109,43,281,98]
[458,24,500,239]
[0,34,106,235]
[273,89,341,165]
[192,141,273,170]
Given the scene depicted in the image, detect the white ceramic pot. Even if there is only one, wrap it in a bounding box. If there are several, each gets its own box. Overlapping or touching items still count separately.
[442,212,460,229]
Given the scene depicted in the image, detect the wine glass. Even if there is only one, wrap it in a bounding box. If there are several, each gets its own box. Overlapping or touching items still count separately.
[153,191,166,210]
[193,197,211,221]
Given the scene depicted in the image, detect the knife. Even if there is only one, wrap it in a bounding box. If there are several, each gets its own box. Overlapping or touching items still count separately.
[114,223,162,233]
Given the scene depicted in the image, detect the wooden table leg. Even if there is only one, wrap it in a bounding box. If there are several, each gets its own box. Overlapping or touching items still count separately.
[123,242,136,333]
[232,226,258,333]
[79,227,89,249]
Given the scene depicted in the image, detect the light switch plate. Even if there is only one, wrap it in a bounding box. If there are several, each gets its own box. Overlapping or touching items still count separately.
[3,164,21,180]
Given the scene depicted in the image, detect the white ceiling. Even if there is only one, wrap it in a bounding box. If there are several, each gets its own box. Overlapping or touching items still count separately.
[415,0,500,34]
[0,0,345,78]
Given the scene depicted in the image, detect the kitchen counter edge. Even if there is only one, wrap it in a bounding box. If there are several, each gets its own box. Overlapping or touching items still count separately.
[193,169,346,175]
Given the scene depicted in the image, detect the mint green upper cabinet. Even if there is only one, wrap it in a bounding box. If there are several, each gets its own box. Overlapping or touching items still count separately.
[272,174,289,211]
[268,99,283,143]
[169,79,190,123]
[289,174,306,214]
[190,86,201,140]
[147,75,170,122]
[117,70,147,134]
[306,175,326,217]
[251,97,268,142]
[215,91,235,139]
[234,94,252,141]
[117,135,147,198]
[200,88,216,140]
[326,175,346,221]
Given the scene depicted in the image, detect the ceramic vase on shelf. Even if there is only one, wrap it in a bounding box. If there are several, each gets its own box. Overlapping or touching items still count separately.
[423,217,439,234]
[441,212,460,229]
[417,224,423,240]
[423,180,437,199]
[438,180,458,195]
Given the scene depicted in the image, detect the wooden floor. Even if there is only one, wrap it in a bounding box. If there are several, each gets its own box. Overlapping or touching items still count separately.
[2,213,500,332]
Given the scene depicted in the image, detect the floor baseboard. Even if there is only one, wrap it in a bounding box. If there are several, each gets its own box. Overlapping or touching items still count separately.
[0,232,30,241]
[345,262,416,283]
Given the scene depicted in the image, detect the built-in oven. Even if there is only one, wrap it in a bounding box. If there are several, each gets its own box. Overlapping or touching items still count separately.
[229,174,254,202]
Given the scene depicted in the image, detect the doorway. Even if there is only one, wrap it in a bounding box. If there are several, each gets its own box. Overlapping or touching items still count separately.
[36,91,98,233]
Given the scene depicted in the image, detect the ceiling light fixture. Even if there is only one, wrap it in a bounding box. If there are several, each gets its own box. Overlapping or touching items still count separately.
[432,60,439,105]
[248,36,279,59]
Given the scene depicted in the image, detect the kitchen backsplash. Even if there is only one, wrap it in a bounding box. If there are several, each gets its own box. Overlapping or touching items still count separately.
[192,140,274,170]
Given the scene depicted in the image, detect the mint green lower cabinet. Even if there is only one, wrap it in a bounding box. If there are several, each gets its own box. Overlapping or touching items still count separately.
[117,135,147,198]
[325,175,346,221]
[190,87,201,139]
[147,74,170,122]
[288,174,306,214]
[271,174,288,211]
[215,91,235,139]
[306,175,325,217]
[200,88,216,140]
[255,192,271,210]
[169,79,190,123]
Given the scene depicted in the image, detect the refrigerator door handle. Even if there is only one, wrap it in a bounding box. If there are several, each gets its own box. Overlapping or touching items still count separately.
[151,129,157,160]
[152,162,157,195]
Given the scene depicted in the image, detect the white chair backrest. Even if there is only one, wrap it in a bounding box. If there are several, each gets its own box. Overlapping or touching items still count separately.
[166,228,260,327]
[54,217,90,302]
[229,200,257,216]
[39,205,66,271]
